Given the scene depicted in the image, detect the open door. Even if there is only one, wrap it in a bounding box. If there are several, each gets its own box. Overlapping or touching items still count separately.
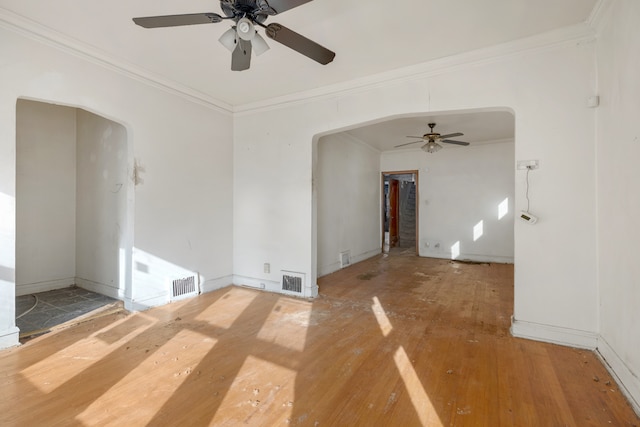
[383,172,418,254]
[389,179,399,248]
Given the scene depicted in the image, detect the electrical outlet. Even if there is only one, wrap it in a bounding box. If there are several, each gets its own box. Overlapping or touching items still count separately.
[517,160,539,170]
[263,263,270,274]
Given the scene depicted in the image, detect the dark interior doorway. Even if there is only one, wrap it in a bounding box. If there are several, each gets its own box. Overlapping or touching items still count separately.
[382,171,418,254]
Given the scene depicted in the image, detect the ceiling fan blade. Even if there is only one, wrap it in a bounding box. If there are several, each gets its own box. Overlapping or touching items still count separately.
[395,140,423,148]
[405,136,426,139]
[133,13,223,28]
[438,132,463,139]
[265,0,313,14]
[265,23,335,65]
[441,139,470,146]
[231,39,252,71]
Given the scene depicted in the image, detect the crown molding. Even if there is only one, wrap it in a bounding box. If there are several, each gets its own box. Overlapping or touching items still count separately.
[586,0,613,33]
[340,132,382,154]
[0,6,599,117]
[235,22,597,115]
[0,7,233,115]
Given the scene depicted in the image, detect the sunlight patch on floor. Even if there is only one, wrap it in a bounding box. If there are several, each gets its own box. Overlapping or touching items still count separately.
[257,297,312,352]
[210,355,297,426]
[195,287,258,329]
[21,314,156,394]
[394,346,442,427]
[77,328,217,426]
[372,296,393,337]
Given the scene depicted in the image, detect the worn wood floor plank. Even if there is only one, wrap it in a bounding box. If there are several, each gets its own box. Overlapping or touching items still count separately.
[1,254,638,426]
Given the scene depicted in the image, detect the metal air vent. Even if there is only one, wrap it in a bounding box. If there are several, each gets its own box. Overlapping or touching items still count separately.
[171,275,199,300]
[281,271,305,293]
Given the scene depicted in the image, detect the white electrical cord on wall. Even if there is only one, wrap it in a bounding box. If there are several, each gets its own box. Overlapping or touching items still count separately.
[526,166,532,212]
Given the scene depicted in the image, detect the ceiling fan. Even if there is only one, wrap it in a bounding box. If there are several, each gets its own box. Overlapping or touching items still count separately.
[132,0,335,71]
[395,123,470,153]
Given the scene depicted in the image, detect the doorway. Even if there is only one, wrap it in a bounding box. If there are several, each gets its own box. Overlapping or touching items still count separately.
[382,171,418,255]
[15,99,131,337]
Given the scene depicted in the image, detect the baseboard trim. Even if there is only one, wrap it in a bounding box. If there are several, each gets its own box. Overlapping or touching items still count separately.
[318,248,382,277]
[233,275,317,298]
[0,326,20,350]
[597,336,640,416]
[419,252,514,264]
[16,278,75,296]
[75,277,123,300]
[318,261,340,278]
[510,317,598,349]
[233,275,280,292]
[200,275,234,294]
[352,249,383,265]
[129,294,168,312]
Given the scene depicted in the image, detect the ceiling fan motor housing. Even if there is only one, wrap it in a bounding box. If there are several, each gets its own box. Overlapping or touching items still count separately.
[222,0,269,23]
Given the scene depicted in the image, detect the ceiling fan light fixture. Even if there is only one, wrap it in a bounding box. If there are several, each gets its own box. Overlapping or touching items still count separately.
[132,2,336,72]
[422,141,442,153]
[252,32,270,56]
[236,17,255,41]
[219,27,237,52]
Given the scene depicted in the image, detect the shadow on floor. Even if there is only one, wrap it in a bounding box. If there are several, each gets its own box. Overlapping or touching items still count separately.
[16,287,121,340]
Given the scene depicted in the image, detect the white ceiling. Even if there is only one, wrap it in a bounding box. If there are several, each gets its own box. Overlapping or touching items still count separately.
[344,110,515,152]
[0,0,598,107]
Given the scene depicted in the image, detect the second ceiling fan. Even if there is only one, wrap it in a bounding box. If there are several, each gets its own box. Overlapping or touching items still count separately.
[395,123,470,153]
[133,0,336,71]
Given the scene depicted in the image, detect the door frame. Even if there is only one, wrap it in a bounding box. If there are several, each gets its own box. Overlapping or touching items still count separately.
[381,170,419,254]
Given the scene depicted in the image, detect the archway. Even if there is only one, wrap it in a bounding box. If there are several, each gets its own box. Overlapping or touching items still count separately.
[313,108,515,280]
[14,98,134,337]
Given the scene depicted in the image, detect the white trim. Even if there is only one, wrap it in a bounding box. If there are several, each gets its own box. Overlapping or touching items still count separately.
[0,7,233,114]
[16,277,75,296]
[340,133,382,154]
[235,23,596,114]
[318,248,381,278]
[200,275,234,294]
[233,275,279,292]
[75,277,123,300]
[0,6,597,114]
[129,293,169,312]
[0,327,20,350]
[510,317,598,349]
[350,248,382,267]
[233,274,317,298]
[421,252,514,264]
[597,337,640,416]
[586,0,613,33]
[318,261,341,278]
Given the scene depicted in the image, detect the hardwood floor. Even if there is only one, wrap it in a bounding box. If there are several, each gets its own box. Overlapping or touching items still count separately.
[1,254,638,426]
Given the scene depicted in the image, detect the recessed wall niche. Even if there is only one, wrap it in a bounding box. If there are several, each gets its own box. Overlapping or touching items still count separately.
[16,99,129,300]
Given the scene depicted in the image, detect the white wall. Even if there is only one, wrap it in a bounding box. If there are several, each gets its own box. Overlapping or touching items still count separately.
[0,24,234,347]
[234,32,598,344]
[16,100,77,295]
[316,133,381,277]
[595,0,640,413]
[15,102,129,299]
[75,109,128,297]
[382,140,515,263]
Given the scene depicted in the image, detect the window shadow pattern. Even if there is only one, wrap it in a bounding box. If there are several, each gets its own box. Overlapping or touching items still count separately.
[1,256,638,426]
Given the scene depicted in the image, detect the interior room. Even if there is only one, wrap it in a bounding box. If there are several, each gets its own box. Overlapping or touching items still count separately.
[0,0,639,424]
